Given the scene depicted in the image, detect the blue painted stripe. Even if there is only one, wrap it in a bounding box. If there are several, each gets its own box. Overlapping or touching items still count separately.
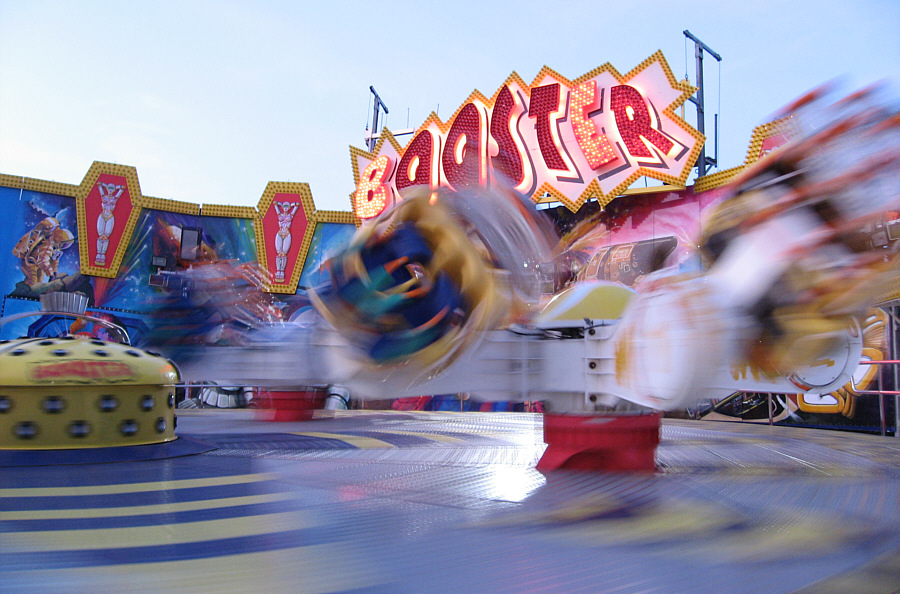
[0,457,259,488]
[0,527,340,570]
[0,437,215,468]
[0,481,290,511]
[0,499,306,532]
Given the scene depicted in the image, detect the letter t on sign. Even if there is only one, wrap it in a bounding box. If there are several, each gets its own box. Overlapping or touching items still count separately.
[529,83,567,171]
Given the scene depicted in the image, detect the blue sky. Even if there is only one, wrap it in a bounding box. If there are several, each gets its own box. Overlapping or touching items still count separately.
[1,0,898,212]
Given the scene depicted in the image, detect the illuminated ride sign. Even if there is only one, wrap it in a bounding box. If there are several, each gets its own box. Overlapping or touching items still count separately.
[351,51,704,219]
[29,360,134,383]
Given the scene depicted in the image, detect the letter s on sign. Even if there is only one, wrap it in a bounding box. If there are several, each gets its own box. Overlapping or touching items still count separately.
[354,155,394,219]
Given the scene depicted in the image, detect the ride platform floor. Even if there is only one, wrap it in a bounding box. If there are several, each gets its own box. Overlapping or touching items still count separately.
[2,410,899,593]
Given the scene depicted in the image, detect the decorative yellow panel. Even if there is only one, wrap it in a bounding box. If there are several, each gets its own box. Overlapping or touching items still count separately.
[137,195,200,216]
[200,204,259,219]
[694,117,793,194]
[0,173,79,198]
[255,182,310,294]
[75,162,145,279]
[693,166,743,193]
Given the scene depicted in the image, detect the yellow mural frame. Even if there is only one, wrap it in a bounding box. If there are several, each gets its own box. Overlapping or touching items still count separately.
[254,181,359,294]
[74,162,147,279]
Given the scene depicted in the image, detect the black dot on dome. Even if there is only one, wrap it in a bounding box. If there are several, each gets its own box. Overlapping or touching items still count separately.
[14,422,38,439]
[120,420,139,436]
[98,395,119,412]
[42,396,66,413]
[69,421,91,438]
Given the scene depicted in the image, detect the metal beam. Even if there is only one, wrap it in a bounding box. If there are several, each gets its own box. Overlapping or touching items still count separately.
[368,86,390,151]
[683,30,721,176]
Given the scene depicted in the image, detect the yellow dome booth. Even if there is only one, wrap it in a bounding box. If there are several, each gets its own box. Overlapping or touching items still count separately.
[0,336,179,449]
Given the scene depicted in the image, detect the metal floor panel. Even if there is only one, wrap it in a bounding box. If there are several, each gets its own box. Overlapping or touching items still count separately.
[2,411,898,593]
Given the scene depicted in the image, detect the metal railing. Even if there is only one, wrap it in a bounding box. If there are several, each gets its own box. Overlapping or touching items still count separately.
[852,359,900,437]
[0,311,131,345]
[759,359,899,436]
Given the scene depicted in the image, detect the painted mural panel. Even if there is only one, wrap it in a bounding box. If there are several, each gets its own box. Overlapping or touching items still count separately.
[555,187,725,289]
[2,187,83,301]
[0,186,261,343]
[0,181,358,344]
[90,209,253,313]
[297,222,356,290]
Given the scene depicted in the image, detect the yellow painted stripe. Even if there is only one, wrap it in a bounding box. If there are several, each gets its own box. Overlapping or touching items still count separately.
[393,410,465,415]
[3,510,320,553]
[369,429,466,444]
[7,543,386,592]
[0,491,297,521]
[291,431,396,449]
[0,473,275,498]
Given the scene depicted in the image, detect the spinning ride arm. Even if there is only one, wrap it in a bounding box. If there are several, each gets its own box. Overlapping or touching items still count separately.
[172,83,898,413]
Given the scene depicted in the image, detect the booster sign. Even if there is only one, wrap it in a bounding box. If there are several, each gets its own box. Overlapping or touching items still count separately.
[29,360,135,383]
[351,51,704,218]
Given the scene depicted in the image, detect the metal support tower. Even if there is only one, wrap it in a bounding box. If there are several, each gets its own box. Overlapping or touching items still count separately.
[367,86,389,152]
[684,30,722,176]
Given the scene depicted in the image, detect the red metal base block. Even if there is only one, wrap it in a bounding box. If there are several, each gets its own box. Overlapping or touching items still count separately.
[537,413,662,472]
[257,389,327,422]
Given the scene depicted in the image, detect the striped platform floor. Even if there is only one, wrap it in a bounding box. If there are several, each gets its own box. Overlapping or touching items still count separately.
[2,410,898,593]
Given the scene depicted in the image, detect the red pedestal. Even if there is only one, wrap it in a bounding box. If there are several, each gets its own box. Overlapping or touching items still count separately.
[537,413,662,472]
[257,389,326,422]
